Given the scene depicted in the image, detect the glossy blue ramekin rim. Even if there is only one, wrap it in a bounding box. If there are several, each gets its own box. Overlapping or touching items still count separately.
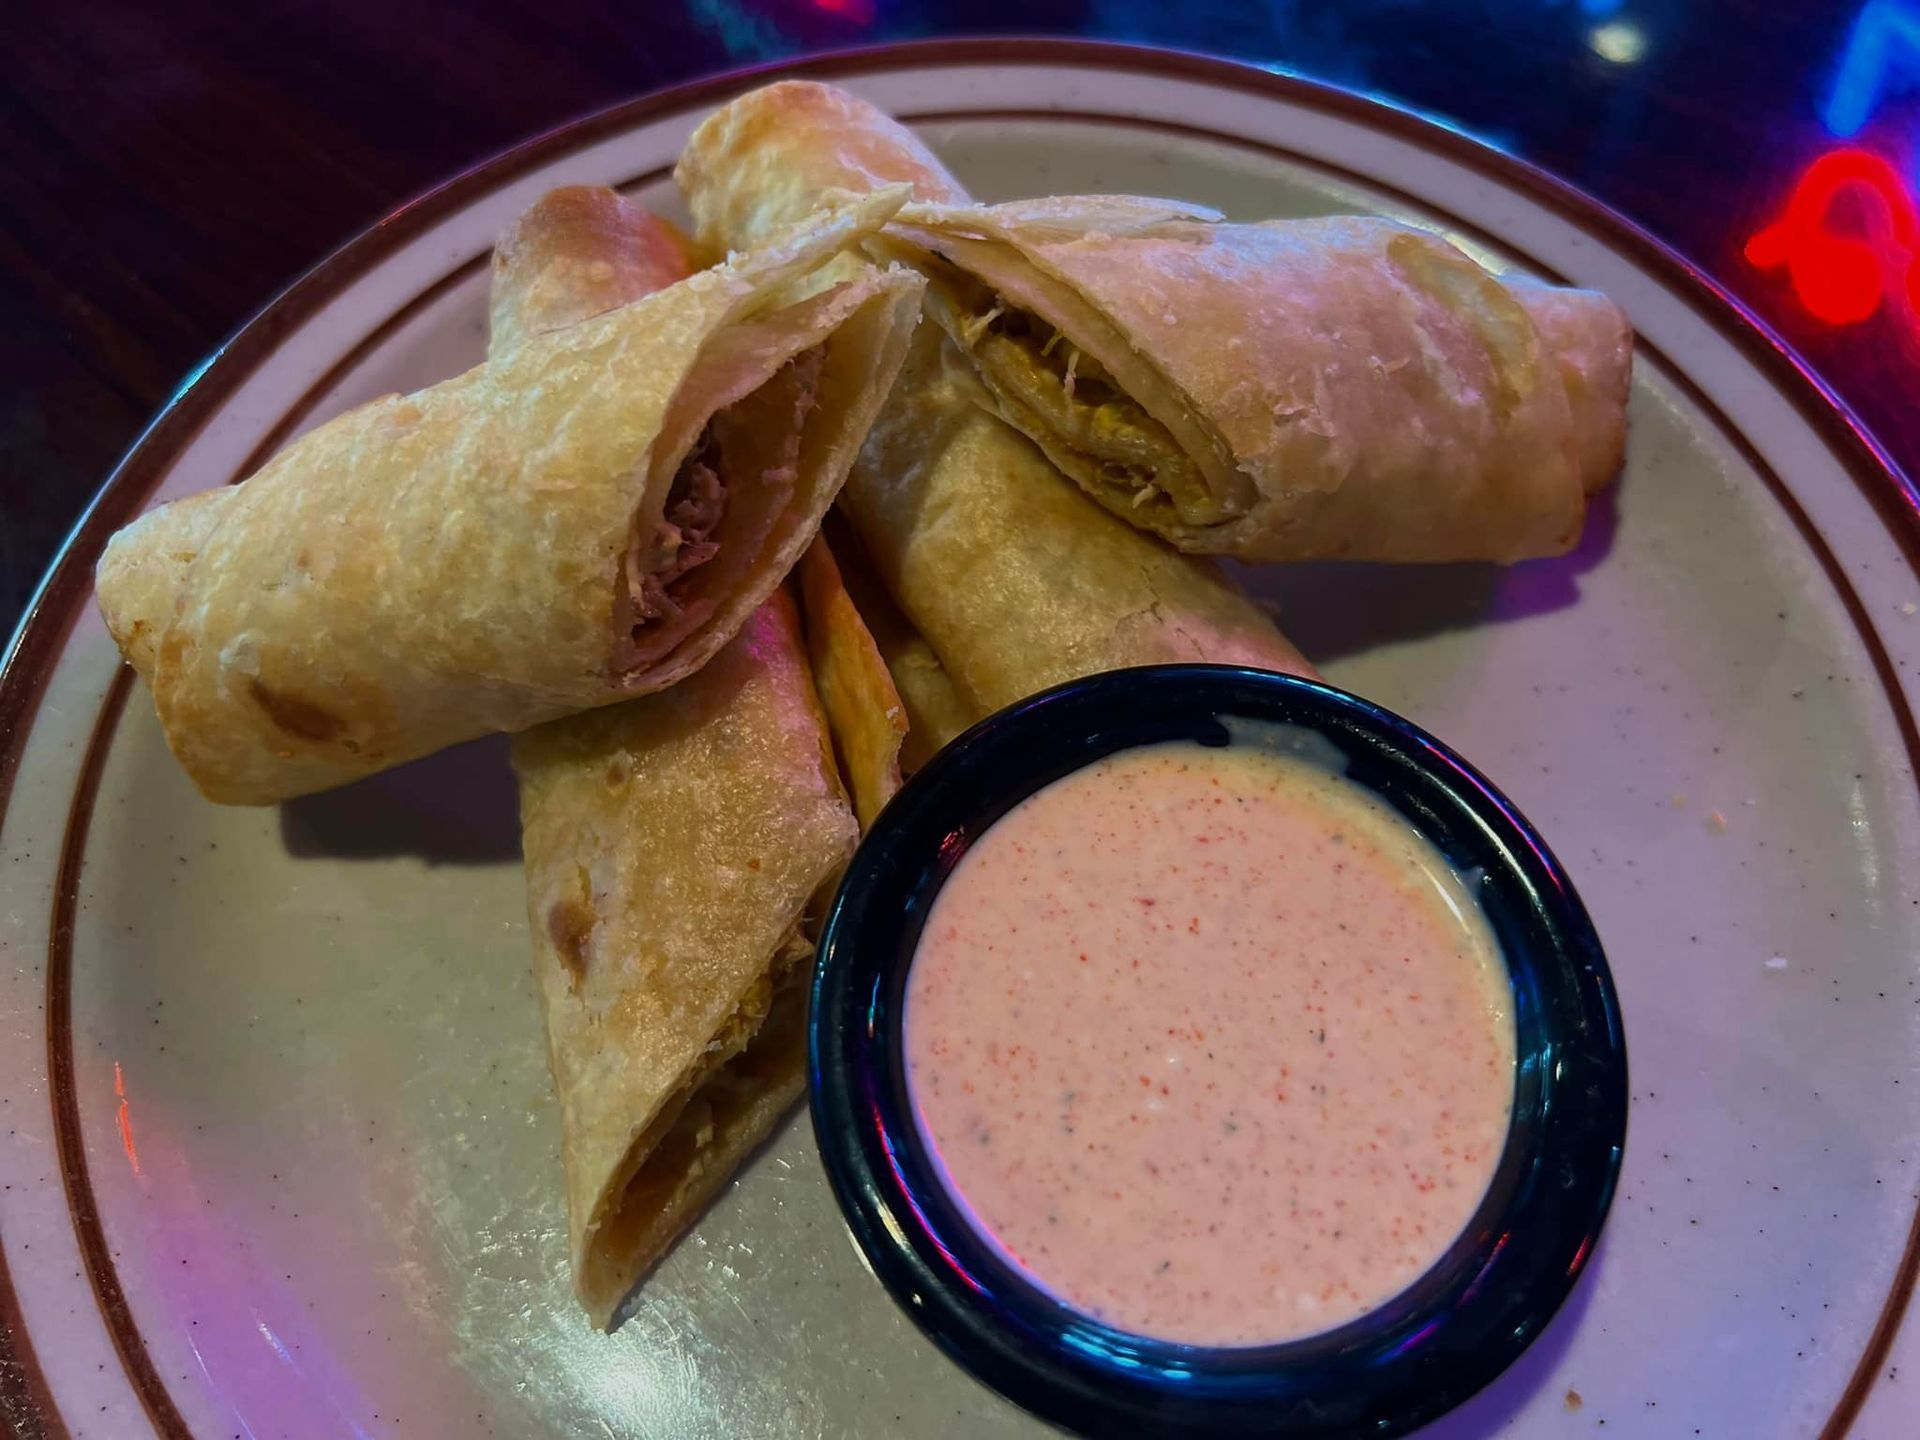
[808,664,1629,1437]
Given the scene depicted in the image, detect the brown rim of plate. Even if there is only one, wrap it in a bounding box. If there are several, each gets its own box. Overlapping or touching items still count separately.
[0,39,1914,1440]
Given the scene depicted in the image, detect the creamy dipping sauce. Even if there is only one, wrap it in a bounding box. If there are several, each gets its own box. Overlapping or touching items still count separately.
[904,738,1514,1347]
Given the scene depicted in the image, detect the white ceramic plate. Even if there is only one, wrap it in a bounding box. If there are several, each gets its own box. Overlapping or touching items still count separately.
[3,40,1917,1440]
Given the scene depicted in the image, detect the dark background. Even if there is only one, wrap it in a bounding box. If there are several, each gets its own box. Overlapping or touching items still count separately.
[5,0,1918,636]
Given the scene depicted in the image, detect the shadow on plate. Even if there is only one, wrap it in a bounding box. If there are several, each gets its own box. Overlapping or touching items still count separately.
[279,733,521,864]
[1234,484,1619,665]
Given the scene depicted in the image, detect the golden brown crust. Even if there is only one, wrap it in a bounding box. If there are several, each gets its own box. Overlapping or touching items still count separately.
[98,189,697,726]
[94,488,233,682]
[675,83,1316,720]
[676,80,969,255]
[812,511,972,773]
[795,535,907,828]
[848,326,1317,715]
[513,592,855,1326]
[497,187,861,1326]
[488,186,698,354]
[883,633,974,771]
[99,189,923,804]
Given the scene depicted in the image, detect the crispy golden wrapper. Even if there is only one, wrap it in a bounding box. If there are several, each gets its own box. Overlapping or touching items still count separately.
[96,187,922,803]
[678,82,1316,722]
[879,195,1631,562]
[498,187,858,1327]
[795,534,908,828]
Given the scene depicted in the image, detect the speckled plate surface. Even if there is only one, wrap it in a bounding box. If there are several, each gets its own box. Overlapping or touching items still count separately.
[2,40,1917,1440]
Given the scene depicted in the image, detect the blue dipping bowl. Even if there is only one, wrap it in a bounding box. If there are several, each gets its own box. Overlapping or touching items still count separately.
[809,665,1627,1437]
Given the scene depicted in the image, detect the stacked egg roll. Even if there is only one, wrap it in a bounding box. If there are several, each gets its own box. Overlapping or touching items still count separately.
[680,82,1631,572]
[95,188,923,803]
[498,188,862,1327]
[677,82,1317,720]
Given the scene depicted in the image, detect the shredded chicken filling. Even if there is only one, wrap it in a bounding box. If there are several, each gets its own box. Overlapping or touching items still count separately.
[955,296,1209,519]
[594,935,814,1262]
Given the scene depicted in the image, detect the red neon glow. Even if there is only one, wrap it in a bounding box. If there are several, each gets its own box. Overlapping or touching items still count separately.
[1566,1232,1593,1279]
[810,0,875,21]
[113,1061,142,1176]
[1745,148,1920,326]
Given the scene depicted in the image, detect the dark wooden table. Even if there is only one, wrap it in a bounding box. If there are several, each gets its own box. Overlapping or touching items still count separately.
[5,0,1918,636]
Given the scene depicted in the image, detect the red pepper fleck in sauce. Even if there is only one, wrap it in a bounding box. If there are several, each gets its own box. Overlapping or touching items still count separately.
[904,740,1514,1347]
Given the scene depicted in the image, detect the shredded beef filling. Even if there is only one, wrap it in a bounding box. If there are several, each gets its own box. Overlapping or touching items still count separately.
[633,448,726,626]
[621,348,824,656]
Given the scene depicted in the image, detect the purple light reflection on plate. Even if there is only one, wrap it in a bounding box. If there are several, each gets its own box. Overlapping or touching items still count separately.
[111,1058,383,1438]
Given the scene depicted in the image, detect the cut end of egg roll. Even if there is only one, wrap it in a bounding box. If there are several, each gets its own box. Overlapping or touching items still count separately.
[514,591,857,1328]
[99,188,924,805]
[573,929,815,1328]
[910,251,1234,532]
[491,183,812,679]
[880,201,1633,564]
[845,323,1318,715]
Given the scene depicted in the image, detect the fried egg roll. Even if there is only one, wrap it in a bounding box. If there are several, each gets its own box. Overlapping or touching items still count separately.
[677,82,1316,721]
[96,187,922,803]
[499,188,859,1327]
[876,197,1631,562]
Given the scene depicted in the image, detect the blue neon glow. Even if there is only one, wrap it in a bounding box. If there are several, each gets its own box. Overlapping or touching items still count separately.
[1255,61,1522,158]
[1825,0,1920,138]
